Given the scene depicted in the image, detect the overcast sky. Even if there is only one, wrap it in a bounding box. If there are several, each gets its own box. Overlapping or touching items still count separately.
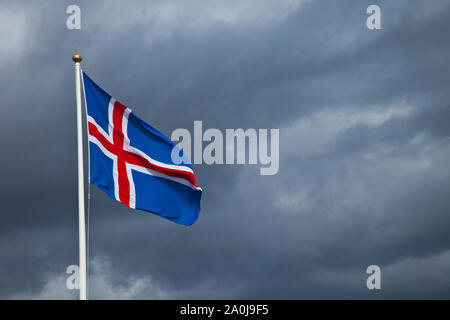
[1,0,450,299]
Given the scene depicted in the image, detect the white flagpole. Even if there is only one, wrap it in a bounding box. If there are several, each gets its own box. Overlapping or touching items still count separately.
[73,52,87,300]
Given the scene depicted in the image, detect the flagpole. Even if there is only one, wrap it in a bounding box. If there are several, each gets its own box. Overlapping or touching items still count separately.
[73,52,87,300]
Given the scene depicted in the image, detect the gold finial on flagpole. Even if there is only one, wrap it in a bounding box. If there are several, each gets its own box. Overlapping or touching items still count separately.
[72,52,82,63]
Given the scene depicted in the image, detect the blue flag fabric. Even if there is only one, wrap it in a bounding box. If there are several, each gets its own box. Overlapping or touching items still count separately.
[82,72,202,226]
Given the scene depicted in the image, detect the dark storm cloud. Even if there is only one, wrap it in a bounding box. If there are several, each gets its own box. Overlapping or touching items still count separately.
[1,0,450,299]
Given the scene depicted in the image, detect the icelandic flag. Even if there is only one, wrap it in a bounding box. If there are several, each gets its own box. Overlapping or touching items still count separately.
[81,72,202,226]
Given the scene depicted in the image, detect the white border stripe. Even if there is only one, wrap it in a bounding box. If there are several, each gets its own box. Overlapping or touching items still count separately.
[87,135,120,200]
[129,164,202,191]
[108,98,116,138]
[87,116,113,144]
[126,163,136,208]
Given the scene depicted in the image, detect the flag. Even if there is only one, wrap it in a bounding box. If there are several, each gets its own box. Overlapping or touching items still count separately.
[81,72,202,226]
